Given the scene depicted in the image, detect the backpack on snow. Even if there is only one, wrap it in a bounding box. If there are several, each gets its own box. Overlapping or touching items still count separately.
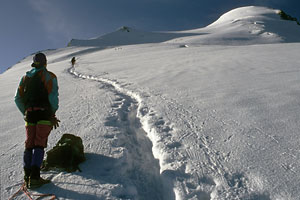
[42,133,85,172]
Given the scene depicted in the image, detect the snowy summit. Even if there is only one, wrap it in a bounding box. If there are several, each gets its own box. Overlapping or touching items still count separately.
[197,6,300,44]
[2,6,300,200]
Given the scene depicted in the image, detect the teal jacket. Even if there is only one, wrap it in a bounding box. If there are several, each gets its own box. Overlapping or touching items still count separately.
[15,66,59,116]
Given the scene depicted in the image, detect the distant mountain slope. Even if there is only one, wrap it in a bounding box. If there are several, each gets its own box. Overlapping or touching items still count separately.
[68,6,300,47]
[172,6,300,45]
[67,26,202,47]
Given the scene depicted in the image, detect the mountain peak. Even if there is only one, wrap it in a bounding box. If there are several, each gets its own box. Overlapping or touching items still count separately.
[167,6,300,45]
[68,6,300,47]
[118,26,132,32]
[207,6,279,27]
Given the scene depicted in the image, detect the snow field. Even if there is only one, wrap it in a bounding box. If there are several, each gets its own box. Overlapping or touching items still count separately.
[3,41,300,200]
[69,41,300,199]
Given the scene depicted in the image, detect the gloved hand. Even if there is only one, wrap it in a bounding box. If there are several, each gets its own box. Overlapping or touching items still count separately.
[50,115,60,129]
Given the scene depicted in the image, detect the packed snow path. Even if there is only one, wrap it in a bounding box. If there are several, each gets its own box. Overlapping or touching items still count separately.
[69,65,167,199]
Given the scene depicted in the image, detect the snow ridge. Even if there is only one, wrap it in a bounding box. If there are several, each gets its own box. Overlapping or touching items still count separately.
[68,6,300,48]
[68,27,200,47]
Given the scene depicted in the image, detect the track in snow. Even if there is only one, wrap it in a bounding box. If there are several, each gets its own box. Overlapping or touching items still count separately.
[68,66,173,199]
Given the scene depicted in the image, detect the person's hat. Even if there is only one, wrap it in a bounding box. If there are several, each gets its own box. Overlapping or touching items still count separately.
[31,53,47,67]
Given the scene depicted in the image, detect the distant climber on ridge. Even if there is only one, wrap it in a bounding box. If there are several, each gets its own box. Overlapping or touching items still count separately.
[71,57,76,67]
[14,52,60,189]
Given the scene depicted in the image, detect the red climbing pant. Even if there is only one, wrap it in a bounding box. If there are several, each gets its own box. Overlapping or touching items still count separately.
[25,121,52,148]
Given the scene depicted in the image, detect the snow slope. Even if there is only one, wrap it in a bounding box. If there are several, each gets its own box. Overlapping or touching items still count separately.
[69,6,300,47]
[68,26,201,47]
[167,6,300,45]
[2,6,300,200]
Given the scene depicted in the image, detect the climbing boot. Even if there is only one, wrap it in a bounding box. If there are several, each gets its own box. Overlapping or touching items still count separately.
[29,177,51,189]
[28,165,50,189]
[24,167,31,188]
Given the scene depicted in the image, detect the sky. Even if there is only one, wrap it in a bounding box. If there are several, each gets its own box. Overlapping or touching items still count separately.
[0,0,299,74]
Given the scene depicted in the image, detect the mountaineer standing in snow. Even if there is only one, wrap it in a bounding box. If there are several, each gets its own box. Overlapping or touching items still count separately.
[71,57,76,67]
[14,53,60,189]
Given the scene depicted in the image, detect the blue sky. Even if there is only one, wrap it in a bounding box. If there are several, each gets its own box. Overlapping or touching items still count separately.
[0,0,299,73]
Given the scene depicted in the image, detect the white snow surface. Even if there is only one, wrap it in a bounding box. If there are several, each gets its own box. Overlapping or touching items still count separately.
[2,6,300,200]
